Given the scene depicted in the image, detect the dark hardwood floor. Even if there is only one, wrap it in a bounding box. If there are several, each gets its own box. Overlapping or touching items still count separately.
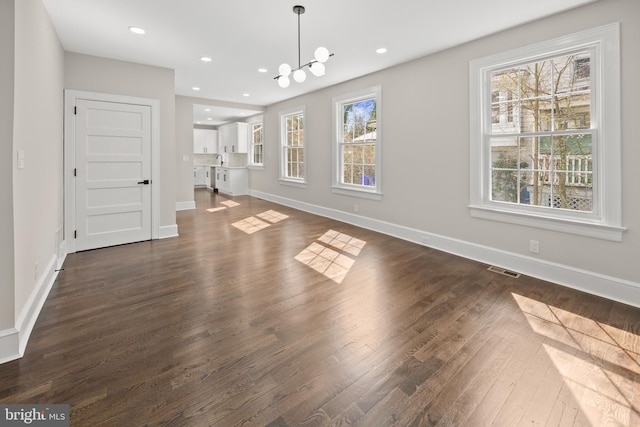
[1,189,639,426]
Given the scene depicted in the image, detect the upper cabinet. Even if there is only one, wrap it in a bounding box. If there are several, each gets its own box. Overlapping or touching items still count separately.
[193,129,218,154]
[218,122,248,154]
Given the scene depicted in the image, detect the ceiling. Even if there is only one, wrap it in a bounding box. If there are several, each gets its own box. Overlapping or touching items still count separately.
[42,0,596,125]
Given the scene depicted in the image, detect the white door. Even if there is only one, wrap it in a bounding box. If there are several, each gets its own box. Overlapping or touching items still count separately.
[74,99,152,251]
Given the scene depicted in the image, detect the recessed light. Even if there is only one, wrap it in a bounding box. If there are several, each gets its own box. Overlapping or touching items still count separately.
[200,56,212,62]
[129,26,146,35]
[204,108,211,112]
[192,87,201,91]
[258,68,268,73]
[207,117,213,121]
[242,93,250,97]
[376,47,388,54]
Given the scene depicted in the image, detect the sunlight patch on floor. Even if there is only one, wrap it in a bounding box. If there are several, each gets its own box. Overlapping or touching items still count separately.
[232,210,289,234]
[295,230,366,284]
[206,207,227,213]
[317,229,366,256]
[257,210,289,223]
[512,293,640,426]
[221,200,240,208]
[232,217,270,234]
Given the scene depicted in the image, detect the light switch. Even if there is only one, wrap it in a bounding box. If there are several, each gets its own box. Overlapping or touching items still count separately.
[183,155,190,161]
[17,150,24,169]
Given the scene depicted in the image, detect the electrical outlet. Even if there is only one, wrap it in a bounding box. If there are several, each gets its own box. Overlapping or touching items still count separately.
[34,262,39,280]
[529,240,540,254]
[354,203,359,213]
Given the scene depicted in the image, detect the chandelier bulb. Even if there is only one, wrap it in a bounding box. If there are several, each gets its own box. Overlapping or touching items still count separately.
[314,47,330,63]
[309,62,325,77]
[278,76,290,88]
[293,69,307,83]
[279,63,292,77]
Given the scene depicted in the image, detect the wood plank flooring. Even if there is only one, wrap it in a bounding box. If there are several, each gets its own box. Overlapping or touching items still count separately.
[1,189,639,426]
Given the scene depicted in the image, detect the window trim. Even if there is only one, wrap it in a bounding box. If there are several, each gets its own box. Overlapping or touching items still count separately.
[247,115,264,170]
[332,85,383,201]
[279,106,307,188]
[469,23,624,241]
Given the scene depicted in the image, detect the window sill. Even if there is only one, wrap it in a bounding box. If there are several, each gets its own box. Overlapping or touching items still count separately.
[248,165,265,171]
[279,179,307,189]
[332,186,382,201]
[469,204,626,241]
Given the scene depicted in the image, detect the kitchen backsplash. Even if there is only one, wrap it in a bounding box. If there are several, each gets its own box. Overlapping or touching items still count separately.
[193,153,247,167]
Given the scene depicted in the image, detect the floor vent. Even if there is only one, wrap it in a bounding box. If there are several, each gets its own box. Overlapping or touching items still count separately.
[487,265,521,278]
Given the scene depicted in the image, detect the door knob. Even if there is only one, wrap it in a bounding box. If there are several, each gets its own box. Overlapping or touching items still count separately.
[138,179,150,185]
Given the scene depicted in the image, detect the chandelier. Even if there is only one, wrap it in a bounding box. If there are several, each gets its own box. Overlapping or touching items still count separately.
[274,5,334,88]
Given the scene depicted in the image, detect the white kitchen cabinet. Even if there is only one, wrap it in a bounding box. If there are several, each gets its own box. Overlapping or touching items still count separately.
[218,122,248,154]
[216,167,248,196]
[194,166,207,187]
[193,129,218,153]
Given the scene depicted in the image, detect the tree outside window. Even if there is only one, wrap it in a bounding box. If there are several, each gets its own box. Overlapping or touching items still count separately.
[250,122,263,166]
[490,52,593,212]
[282,111,304,181]
[332,86,382,199]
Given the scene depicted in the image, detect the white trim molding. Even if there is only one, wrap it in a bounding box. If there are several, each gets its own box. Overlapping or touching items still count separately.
[176,201,196,211]
[250,189,640,309]
[159,224,179,239]
[0,253,66,364]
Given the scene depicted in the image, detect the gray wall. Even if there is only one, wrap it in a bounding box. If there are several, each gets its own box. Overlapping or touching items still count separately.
[175,95,197,208]
[0,0,65,362]
[250,0,640,291]
[13,0,65,321]
[65,52,177,229]
[0,0,16,332]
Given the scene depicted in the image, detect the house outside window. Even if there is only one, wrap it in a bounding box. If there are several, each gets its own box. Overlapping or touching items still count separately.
[332,86,382,200]
[280,107,306,186]
[249,119,264,168]
[469,23,623,241]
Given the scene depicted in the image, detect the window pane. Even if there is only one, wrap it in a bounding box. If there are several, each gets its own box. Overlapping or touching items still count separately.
[336,90,379,191]
[491,170,519,203]
[343,164,354,184]
[554,95,591,130]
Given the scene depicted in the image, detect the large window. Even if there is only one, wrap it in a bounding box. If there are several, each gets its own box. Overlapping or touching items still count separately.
[249,119,264,167]
[469,24,623,241]
[333,86,382,200]
[280,107,305,185]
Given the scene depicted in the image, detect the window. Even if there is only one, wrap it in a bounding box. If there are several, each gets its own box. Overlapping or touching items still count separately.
[469,23,623,241]
[332,86,382,200]
[280,107,306,186]
[249,118,264,167]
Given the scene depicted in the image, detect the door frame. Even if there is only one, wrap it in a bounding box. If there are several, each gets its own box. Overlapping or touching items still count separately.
[64,90,161,253]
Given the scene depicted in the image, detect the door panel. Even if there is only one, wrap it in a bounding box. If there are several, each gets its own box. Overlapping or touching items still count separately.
[75,99,152,251]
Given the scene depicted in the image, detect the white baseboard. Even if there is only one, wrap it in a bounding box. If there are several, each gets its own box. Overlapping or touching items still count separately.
[176,201,196,211]
[0,252,66,364]
[250,189,640,308]
[159,224,179,239]
[0,328,19,365]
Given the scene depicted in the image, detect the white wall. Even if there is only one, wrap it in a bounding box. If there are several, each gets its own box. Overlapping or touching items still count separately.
[64,53,177,229]
[250,0,640,305]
